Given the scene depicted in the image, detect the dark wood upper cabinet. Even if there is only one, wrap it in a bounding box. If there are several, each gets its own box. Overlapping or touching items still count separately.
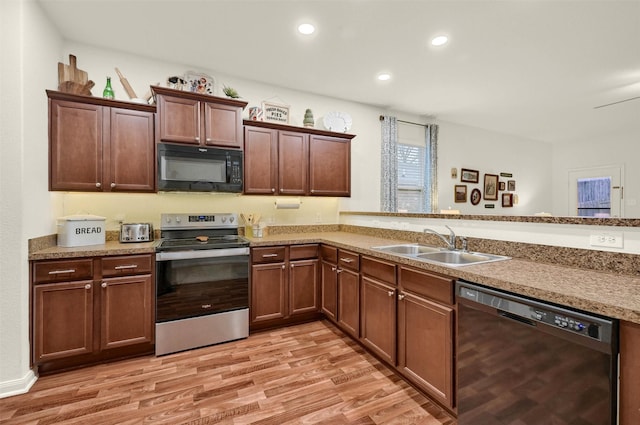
[153,86,247,148]
[243,120,354,197]
[47,90,155,192]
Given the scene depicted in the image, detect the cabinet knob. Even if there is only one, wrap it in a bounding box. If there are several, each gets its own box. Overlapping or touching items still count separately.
[281,264,285,269]
[398,293,405,301]
[271,188,276,193]
[95,182,101,188]
[388,290,394,297]
[101,282,107,288]
[290,264,294,268]
[331,266,337,272]
[206,138,212,142]
[195,137,200,141]
[336,269,343,274]
[84,284,91,290]
[110,182,116,188]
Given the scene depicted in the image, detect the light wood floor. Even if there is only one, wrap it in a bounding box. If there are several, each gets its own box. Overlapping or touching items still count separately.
[0,320,456,424]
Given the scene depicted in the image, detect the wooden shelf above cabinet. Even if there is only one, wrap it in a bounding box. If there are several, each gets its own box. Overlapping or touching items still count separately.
[46,90,156,113]
[243,119,356,140]
[151,86,248,109]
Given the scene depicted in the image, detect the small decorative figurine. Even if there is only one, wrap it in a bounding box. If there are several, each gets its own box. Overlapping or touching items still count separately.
[303,109,314,127]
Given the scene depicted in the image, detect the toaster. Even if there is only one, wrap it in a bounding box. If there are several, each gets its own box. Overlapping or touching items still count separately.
[120,223,153,243]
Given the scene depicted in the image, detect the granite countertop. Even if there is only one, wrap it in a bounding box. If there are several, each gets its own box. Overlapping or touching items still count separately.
[248,232,640,324]
[29,231,640,324]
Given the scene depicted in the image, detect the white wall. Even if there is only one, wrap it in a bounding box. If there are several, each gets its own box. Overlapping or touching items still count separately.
[437,121,553,215]
[551,125,640,217]
[0,0,62,397]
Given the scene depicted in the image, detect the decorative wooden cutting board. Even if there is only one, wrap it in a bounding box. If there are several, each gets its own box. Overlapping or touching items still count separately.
[57,54,94,95]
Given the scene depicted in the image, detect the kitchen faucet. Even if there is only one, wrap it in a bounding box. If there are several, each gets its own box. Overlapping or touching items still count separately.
[423,225,457,250]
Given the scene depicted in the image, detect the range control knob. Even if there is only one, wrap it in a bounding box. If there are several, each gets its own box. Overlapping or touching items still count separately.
[165,216,172,224]
[176,217,181,223]
[221,216,227,223]
[229,216,235,223]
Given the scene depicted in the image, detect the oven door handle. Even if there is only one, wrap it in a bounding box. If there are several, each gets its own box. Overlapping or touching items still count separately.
[156,247,249,261]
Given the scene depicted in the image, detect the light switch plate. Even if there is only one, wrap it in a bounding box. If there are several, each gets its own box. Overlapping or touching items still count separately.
[589,232,624,248]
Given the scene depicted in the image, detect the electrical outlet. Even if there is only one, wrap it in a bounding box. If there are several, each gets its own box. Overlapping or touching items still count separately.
[589,232,624,248]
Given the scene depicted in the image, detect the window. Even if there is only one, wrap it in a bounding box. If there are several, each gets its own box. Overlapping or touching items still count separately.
[397,144,426,212]
[577,177,611,217]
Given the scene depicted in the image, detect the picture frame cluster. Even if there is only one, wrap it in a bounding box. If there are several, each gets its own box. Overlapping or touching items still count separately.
[455,168,516,208]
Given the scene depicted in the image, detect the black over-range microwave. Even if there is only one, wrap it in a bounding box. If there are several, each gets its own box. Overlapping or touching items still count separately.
[157,142,243,192]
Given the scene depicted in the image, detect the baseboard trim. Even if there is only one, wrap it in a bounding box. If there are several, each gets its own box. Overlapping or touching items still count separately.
[0,369,37,399]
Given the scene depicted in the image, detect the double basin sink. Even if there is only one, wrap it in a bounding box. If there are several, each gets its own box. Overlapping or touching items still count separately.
[371,243,510,267]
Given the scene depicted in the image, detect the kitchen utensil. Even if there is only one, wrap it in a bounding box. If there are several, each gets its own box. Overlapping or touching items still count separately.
[115,67,138,99]
[57,54,93,95]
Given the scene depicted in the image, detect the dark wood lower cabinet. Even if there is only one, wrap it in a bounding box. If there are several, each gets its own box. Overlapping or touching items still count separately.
[360,276,396,365]
[251,262,287,323]
[250,245,320,330]
[620,320,640,425]
[31,254,155,373]
[337,268,360,338]
[33,280,94,362]
[397,290,454,408]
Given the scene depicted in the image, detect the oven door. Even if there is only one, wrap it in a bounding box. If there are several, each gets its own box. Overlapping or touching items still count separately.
[155,248,249,323]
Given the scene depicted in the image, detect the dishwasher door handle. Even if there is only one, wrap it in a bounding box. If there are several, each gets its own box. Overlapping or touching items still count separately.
[498,310,536,327]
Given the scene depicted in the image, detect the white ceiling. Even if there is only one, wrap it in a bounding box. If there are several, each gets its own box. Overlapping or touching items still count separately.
[37,0,640,144]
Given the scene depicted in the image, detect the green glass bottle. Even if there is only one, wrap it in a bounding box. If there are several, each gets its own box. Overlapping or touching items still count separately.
[102,76,115,99]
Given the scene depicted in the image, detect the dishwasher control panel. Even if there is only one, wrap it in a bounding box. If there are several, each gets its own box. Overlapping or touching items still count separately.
[457,281,614,344]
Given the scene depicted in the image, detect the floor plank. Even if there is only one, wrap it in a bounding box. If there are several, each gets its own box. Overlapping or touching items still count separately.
[0,320,456,424]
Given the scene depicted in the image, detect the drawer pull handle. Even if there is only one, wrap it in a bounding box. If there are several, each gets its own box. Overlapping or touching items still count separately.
[114,264,138,270]
[84,284,91,290]
[340,258,354,263]
[48,269,76,275]
[262,253,279,258]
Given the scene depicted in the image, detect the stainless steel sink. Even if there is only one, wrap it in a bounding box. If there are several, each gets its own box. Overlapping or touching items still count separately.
[372,244,442,255]
[371,243,510,267]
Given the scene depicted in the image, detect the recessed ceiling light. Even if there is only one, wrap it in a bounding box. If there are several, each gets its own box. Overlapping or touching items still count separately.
[431,35,448,46]
[298,23,315,35]
[377,73,392,81]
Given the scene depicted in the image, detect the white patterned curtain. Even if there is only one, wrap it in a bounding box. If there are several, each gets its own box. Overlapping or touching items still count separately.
[425,124,438,212]
[380,115,398,212]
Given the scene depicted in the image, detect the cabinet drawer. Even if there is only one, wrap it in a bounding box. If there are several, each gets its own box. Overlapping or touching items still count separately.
[361,256,396,285]
[102,254,153,277]
[33,259,93,283]
[252,246,286,263]
[399,266,454,305]
[338,250,360,272]
[320,245,337,263]
[290,244,318,260]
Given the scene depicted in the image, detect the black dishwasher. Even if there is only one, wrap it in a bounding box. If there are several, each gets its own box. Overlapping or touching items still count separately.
[456,280,618,425]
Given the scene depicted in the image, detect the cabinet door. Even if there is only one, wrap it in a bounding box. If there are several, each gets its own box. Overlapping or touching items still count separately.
[309,135,351,196]
[108,108,155,192]
[251,262,287,322]
[278,131,309,195]
[244,126,278,194]
[100,274,154,350]
[204,102,243,148]
[157,95,200,144]
[289,259,319,315]
[320,260,338,321]
[338,268,360,338]
[33,280,94,362]
[361,276,396,365]
[398,291,454,408]
[49,99,103,191]
[620,320,640,425]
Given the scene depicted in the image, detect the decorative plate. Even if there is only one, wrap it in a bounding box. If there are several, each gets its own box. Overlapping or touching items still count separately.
[323,111,352,132]
[183,72,215,96]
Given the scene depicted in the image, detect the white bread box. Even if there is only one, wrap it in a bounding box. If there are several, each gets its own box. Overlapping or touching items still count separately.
[57,214,106,247]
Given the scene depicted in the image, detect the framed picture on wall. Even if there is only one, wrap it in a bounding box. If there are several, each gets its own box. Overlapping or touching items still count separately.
[499,181,506,191]
[502,193,514,207]
[470,188,481,205]
[483,174,499,200]
[454,185,467,203]
[507,180,516,191]
[461,168,479,183]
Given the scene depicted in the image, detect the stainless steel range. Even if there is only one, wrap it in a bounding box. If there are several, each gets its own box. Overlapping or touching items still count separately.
[155,213,249,356]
